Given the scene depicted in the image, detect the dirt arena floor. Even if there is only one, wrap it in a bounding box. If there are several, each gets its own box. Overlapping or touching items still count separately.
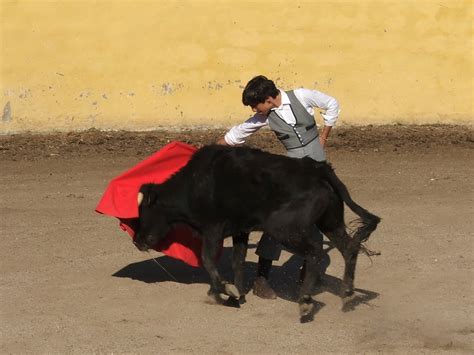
[1,125,473,353]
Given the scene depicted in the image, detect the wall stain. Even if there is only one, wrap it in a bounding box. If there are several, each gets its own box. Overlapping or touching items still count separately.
[162,83,173,95]
[202,80,242,91]
[159,82,184,95]
[2,102,12,122]
[19,89,32,99]
[207,81,223,90]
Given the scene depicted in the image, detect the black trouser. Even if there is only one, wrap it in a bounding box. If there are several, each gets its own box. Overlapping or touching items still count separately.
[255,230,331,274]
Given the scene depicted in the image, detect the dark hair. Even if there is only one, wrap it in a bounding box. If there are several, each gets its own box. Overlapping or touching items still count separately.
[242,75,279,106]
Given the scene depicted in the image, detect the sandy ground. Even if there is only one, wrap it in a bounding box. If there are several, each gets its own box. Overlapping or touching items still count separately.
[1,126,473,353]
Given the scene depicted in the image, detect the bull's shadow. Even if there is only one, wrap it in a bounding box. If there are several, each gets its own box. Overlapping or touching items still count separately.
[273,254,380,311]
[113,246,250,285]
[113,245,379,309]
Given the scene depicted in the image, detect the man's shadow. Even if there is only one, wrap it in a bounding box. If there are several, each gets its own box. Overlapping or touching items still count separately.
[113,246,378,311]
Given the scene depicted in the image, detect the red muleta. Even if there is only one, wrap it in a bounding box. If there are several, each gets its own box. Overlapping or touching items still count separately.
[96,141,204,267]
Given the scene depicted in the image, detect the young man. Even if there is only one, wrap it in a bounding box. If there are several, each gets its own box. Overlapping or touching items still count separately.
[217,75,340,299]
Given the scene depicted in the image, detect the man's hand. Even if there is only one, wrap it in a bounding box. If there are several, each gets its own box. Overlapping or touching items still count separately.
[319,125,332,148]
[319,136,327,148]
[216,137,229,145]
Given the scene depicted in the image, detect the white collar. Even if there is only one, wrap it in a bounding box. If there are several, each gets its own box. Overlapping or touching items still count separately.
[272,89,290,111]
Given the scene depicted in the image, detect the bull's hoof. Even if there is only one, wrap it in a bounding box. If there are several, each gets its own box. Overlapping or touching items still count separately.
[299,299,314,316]
[224,283,241,299]
[205,290,224,305]
[299,302,314,317]
[299,299,315,323]
[300,313,314,323]
[223,297,241,308]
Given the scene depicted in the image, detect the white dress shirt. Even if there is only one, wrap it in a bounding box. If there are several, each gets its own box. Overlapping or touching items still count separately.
[224,88,340,145]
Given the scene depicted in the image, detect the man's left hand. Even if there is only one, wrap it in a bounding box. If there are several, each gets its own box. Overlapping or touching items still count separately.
[319,136,328,148]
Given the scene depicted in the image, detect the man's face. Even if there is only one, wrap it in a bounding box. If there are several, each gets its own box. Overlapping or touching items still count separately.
[251,98,277,116]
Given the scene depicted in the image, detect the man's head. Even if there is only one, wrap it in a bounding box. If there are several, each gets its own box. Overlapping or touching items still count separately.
[242,75,280,116]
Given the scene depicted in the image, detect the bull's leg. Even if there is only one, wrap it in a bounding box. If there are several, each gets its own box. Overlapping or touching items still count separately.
[201,231,240,303]
[232,232,249,304]
[297,239,325,322]
[323,226,360,306]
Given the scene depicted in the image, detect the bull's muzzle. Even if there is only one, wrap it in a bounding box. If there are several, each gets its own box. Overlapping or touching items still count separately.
[133,238,150,252]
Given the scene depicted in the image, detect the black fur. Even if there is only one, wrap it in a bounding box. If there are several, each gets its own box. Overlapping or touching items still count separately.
[134,145,381,321]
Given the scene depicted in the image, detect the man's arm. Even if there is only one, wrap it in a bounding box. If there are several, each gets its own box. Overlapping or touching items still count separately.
[216,114,268,146]
[295,88,340,148]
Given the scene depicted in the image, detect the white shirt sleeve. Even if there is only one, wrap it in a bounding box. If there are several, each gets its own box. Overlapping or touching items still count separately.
[294,88,340,126]
[224,114,268,145]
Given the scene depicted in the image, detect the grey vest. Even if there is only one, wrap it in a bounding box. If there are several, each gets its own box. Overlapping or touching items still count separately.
[267,90,319,150]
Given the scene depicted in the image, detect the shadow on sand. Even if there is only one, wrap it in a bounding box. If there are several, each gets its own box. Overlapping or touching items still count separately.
[113,246,379,312]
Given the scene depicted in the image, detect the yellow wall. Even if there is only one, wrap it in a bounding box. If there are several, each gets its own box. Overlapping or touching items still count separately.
[1,0,472,133]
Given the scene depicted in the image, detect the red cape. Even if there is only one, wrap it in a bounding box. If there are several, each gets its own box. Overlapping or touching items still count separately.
[96,141,205,267]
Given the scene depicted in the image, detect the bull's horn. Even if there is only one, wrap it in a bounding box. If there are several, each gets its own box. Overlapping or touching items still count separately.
[137,192,144,206]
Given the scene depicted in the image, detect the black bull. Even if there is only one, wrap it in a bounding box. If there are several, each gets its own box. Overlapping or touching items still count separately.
[134,145,380,321]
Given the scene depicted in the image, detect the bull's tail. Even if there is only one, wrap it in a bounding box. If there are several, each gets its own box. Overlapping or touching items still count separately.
[322,163,381,243]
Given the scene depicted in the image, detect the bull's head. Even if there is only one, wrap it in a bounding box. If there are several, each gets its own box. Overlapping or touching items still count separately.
[133,184,171,251]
